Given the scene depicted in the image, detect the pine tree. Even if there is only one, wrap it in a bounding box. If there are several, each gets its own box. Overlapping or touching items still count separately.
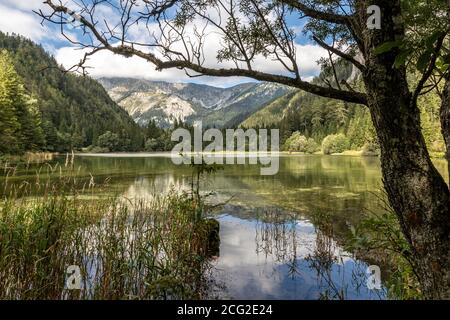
[0,50,20,154]
[24,96,46,150]
[41,120,58,151]
[0,50,45,153]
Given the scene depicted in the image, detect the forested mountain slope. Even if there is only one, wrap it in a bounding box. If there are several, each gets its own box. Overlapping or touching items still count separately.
[0,32,144,153]
[241,61,445,154]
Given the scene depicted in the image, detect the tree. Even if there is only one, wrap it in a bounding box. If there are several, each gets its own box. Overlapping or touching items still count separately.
[0,50,45,153]
[39,0,450,298]
[41,120,58,152]
[440,2,450,179]
[145,120,163,139]
[322,133,350,155]
[442,71,450,174]
[0,32,145,153]
[22,96,46,150]
[96,131,121,152]
[393,0,450,177]
[0,73,20,154]
[284,131,318,153]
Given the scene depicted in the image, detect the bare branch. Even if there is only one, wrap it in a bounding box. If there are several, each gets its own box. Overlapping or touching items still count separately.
[412,31,448,106]
[313,35,365,71]
[281,0,353,25]
[37,0,368,105]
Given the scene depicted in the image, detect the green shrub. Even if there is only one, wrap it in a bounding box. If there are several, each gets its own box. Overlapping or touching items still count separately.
[96,131,121,151]
[145,138,165,151]
[284,132,319,153]
[346,205,421,299]
[321,134,350,154]
[305,138,319,154]
[85,145,110,153]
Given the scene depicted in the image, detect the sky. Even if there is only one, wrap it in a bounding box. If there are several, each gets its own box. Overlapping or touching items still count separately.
[0,0,328,88]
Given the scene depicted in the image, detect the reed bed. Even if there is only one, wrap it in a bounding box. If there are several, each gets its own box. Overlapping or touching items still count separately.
[0,158,216,300]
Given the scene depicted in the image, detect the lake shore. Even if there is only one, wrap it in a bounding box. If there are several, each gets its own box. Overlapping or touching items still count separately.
[75,150,380,158]
[0,152,58,164]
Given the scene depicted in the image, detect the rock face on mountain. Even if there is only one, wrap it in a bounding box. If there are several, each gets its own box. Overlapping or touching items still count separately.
[99,77,292,128]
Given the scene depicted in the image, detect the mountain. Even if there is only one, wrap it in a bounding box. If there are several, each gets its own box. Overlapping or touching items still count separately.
[240,91,302,129]
[241,60,356,130]
[99,77,293,128]
[239,60,379,149]
[241,58,444,155]
[0,32,144,153]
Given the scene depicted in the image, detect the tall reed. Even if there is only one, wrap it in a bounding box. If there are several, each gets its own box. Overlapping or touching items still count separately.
[0,159,216,299]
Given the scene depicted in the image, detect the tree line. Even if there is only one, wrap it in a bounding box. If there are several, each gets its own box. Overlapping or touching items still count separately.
[0,32,145,154]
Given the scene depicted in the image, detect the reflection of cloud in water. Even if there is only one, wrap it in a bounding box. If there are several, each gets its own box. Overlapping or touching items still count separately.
[121,174,189,199]
[213,215,385,300]
[82,155,390,299]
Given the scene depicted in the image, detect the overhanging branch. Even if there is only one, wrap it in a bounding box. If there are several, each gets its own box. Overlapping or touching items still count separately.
[111,44,368,104]
[38,0,368,106]
[280,0,353,25]
[313,35,365,72]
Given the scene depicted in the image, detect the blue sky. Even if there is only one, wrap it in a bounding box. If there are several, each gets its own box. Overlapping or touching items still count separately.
[0,0,326,87]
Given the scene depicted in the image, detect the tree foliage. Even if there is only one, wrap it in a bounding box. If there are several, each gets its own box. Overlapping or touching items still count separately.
[0,50,45,154]
[0,32,145,154]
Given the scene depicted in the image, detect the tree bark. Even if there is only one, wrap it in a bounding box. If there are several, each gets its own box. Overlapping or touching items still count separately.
[362,0,450,298]
[439,0,450,181]
[441,65,450,182]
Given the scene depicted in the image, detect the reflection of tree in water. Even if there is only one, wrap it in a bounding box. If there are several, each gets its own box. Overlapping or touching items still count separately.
[255,209,377,300]
[308,212,379,299]
[255,208,299,276]
[307,212,346,299]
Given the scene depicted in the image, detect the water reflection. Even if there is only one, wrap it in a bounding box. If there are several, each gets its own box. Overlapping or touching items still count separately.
[1,154,447,300]
[212,207,385,300]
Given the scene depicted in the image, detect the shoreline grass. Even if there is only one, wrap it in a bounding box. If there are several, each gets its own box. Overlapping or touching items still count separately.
[0,164,218,300]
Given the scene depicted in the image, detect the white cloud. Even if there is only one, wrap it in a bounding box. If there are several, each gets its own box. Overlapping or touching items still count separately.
[296,44,328,77]
[54,41,326,87]
[1,0,326,87]
[0,0,41,11]
[0,2,47,41]
[55,46,188,81]
[54,46,254,87]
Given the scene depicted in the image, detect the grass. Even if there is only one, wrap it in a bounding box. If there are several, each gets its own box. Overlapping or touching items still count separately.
[345,192,422,299]
[0,161,218,300]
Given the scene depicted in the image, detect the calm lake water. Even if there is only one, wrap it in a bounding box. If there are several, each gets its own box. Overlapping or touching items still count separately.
[2,154,448,300]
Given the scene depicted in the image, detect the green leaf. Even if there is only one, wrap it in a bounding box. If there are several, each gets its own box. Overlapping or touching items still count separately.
[393,49,412,68]
[435,56,449,72]
[416,50,433,72]
[442,53,450,64]
[374,40,403,55]
[425,31,444,50]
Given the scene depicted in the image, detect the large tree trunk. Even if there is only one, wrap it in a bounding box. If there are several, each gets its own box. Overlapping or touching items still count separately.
[361,0,450,298]
[441,73,450,181]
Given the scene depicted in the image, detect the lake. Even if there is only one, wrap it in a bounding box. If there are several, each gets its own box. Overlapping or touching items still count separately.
[2,154,448,300]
